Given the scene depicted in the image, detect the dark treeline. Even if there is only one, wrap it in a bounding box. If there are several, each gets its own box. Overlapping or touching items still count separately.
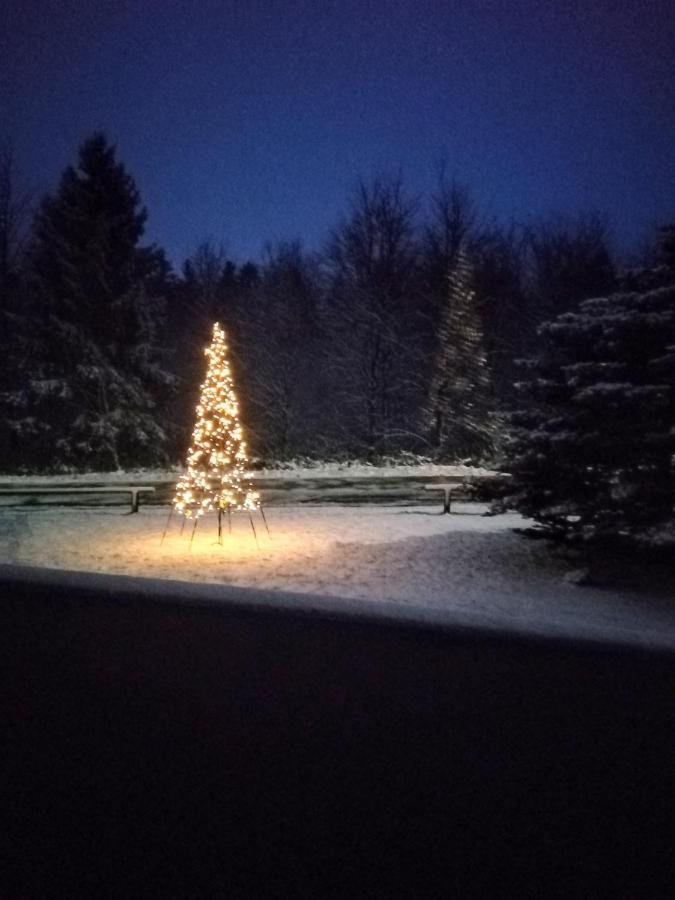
[0,132,644,472]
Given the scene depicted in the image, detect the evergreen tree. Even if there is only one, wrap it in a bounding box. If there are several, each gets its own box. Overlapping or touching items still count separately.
[21,133,173,470]
[423,247,494,458]
[506,242,675,547]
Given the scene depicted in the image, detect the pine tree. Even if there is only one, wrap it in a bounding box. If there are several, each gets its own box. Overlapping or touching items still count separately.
[506,255,675,547]
[423,247,494,458]
[173,322,259,520]
[22,133,173,470]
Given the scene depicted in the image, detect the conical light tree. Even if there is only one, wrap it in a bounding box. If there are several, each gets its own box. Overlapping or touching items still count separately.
[173,322,259,519]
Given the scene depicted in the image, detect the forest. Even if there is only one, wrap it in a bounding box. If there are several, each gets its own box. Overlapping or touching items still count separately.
[0,133,673,548]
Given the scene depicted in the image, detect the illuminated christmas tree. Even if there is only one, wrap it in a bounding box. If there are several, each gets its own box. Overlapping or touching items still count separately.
[173,322,260,527]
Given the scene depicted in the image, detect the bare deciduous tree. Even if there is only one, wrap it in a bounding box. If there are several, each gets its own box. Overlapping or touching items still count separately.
[0,140,31,300]
[324,178,420,456]
[236,241,323,458]
[525,214,617,319]
[0,141,34,468]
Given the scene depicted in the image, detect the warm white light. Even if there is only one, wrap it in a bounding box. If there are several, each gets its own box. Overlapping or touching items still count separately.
[173,322,260,518]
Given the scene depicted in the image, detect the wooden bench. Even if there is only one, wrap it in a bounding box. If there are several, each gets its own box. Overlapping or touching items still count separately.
[424,480,474,514]
[0,486,155,514]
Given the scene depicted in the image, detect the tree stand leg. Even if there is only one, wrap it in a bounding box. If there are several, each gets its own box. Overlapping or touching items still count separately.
[189,516,199,549]
[259,504,271,539]
[217,508,223,545]
[227,504,232,534]
[159,507,174,546]
[248,511,259,549]
[180,516,186,536]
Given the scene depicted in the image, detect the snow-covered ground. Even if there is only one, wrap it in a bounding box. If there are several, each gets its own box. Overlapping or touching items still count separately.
[1,502,674,650]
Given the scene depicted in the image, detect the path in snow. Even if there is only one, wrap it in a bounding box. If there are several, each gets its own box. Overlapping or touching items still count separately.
[1,503,674,648]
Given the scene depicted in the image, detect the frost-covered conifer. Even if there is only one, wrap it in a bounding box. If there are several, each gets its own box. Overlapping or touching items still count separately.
[506,239,675,546]
[19,133,173,470]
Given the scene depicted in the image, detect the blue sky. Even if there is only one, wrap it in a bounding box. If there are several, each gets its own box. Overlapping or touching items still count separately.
[2,0,674,267]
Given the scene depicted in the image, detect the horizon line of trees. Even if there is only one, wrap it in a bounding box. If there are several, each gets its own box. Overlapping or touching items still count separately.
[0,132,669,475]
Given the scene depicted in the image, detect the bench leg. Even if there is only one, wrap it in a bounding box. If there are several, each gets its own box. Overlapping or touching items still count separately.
[444,492,451,514]
[131,491,139,514]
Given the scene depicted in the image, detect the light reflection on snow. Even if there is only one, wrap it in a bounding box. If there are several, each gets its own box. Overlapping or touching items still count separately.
[2,504,675,648]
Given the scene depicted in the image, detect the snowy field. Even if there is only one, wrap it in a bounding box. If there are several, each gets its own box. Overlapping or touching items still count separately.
[2,501,675,649]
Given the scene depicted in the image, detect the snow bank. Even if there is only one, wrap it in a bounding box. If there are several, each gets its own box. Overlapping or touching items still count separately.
[1,503,674,650]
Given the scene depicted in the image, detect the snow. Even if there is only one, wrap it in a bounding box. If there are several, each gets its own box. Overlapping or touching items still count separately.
[2,501,675,650]
[0,469,177,485]
[0,461,497,484]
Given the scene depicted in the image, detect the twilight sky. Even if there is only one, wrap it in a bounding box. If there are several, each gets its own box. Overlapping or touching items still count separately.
[2,0,674,267]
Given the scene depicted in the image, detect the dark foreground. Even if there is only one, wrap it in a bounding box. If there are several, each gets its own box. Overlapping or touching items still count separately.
[2,565,674,898]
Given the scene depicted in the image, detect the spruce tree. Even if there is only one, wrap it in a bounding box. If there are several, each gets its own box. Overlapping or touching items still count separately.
[24,133,173,470]
[506,243,675,547]
[423,247,494,458]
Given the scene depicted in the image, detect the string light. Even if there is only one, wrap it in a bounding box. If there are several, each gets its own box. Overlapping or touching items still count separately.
[173,322,260,519]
